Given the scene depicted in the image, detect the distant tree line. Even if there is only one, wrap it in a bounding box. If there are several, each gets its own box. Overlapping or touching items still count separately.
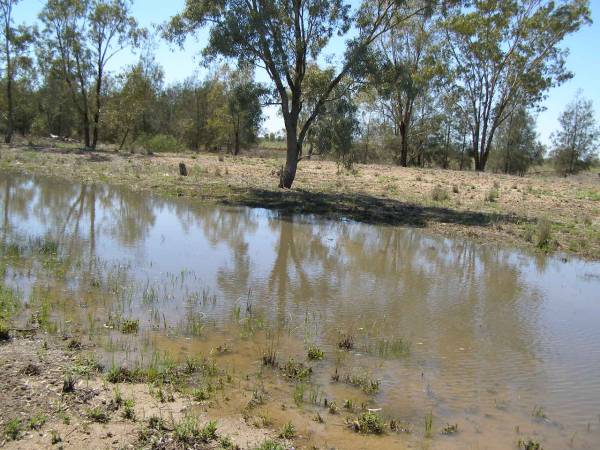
[0,0,598,185]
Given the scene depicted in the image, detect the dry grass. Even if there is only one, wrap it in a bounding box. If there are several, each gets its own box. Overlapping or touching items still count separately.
[2,142,599,259]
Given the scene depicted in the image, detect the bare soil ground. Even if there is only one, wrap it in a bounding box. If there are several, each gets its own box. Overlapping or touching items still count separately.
[0,332,279,449]
[1,142,599,259]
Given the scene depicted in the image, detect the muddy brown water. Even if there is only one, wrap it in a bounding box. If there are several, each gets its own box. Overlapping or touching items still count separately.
[1,172,600,449]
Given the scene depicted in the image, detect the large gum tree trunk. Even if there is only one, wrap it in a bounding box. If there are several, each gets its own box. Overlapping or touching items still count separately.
[280,124,300,189]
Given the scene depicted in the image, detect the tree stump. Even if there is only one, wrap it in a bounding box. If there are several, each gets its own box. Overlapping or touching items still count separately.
[179,163,188,176]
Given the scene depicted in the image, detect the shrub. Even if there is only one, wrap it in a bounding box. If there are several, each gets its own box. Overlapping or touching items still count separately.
[138,134,186,154]
[431,185,449,202]
[485,188,499,202]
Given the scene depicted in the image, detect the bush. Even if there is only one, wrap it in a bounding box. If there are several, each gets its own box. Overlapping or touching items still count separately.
[137,134,186,154]
[431,185,449,202]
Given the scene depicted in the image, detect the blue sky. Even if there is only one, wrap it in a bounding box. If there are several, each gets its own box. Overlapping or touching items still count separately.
[14,0,600,146]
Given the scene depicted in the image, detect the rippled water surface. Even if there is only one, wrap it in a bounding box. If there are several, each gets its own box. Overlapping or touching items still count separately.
[1,172,600,449]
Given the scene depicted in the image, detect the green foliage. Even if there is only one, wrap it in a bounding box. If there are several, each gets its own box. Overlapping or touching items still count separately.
[40,0,144,148]
[518,439,543,450]
[443,0,591,171]
[174,417,218,444]
[489,107,545,175]
[255,440,285,450]
[551,92,600,175]
[307,345,324,361]
[278,422,296,439]
[138,134,186,154]
[85,406,109,423]
[280,358,312,381]
[350,411,385,434]
[4,418,22,441]
[431,185,449,202]
[120,318,139,334]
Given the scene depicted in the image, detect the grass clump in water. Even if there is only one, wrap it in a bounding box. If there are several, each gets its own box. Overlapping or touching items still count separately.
[307,345,324,360]
[531,405,547,420]
[535,219,554,251]
[349,411,385,434]
[120,319,139,334]
[518,439,543,450]
[337,333,354,350]
[441,423,458,435]
[363,337,410,358]
[424,411,433,438]
[280,358,312,381]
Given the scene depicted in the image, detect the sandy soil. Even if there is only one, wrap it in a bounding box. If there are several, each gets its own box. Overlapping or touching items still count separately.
[0,333,277,449]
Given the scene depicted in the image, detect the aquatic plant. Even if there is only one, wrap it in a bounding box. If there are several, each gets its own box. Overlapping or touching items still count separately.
[337,334,354,350]
[307,345,324,360]
[280,358,312,380]
[531,405,547,420]
[341,371,380,394]
[349,411,385,434]
[424,411,433,438]
[536,219,554,251]
[441,423,459,435]
[121,319,139,334]
[518,439,543,450]
[328,401,339,415]
[293,383,305,406]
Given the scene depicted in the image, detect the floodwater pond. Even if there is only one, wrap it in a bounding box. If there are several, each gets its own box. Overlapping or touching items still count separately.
[1,171,600,449]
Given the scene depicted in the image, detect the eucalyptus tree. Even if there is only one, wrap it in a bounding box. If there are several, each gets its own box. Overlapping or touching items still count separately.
[165,0,429,188]
[1,0,35,144]
[368,1,440,166]
[551,92,599,175]
[225,69,265,155]
[442,0,591,171]
[40,0,143,149]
